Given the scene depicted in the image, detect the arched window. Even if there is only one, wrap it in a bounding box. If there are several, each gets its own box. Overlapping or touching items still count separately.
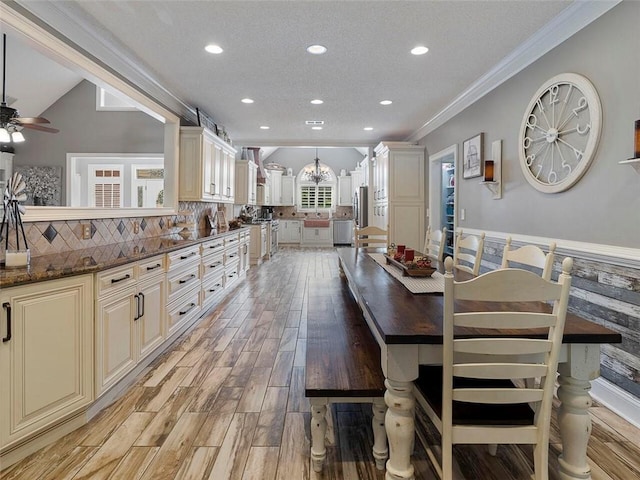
[296,162,337,211]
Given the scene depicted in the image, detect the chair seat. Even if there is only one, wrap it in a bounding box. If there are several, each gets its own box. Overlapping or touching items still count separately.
[415,365,534,426]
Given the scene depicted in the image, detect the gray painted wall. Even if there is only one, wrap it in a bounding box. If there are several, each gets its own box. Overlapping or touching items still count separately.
[13,80,165,202]
[420,2,640,248]
[419,2,640,399]
[263,147,365,177]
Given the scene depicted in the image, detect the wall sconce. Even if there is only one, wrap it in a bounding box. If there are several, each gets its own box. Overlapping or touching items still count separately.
[481,140,502,199]
[618,119,640,173]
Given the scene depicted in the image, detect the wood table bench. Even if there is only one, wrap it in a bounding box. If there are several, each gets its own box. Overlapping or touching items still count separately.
[305,276,388,472]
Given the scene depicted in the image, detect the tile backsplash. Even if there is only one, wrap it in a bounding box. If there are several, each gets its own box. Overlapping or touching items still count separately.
[1,201,230,259]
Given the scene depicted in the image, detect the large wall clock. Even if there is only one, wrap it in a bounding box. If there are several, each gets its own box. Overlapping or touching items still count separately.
[518,73,602,193]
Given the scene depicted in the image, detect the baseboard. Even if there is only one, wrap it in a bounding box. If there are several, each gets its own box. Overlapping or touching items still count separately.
[590,377,640,429]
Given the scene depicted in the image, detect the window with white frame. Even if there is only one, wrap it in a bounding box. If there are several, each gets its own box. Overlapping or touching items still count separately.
[296,161,337,211]
[89,165,124,208]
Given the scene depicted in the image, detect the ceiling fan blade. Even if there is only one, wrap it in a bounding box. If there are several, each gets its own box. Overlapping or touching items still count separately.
[14,116,51,124]
[21,123,59,133]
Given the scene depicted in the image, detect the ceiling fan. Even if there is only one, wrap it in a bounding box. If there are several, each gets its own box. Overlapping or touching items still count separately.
[1,33,59,143]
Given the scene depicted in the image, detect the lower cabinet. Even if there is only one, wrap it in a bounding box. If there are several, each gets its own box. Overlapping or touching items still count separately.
[0,275,94,451]
[95,258,167,396]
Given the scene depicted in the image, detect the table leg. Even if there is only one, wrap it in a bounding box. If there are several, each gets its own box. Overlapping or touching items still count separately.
[310,399,328,473]
[384,379,415,480]
[372,397,388,470]
[557,375,593,480]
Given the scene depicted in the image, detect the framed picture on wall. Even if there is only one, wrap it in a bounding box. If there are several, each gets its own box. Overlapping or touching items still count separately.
[462,133,483,179]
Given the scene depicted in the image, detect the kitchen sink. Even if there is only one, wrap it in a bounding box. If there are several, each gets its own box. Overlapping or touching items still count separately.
[303,219,331,228]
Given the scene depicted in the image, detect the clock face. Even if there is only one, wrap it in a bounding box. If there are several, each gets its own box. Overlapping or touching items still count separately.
[518,73,601,193]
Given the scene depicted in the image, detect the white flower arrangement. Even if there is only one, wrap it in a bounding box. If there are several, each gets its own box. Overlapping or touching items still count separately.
[16,166,61,205]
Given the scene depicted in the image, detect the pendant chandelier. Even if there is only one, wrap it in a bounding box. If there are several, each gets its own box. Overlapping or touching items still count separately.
[302,148,331,184]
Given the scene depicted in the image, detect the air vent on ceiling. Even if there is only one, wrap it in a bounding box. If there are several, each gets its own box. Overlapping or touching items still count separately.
[305,120,324,125]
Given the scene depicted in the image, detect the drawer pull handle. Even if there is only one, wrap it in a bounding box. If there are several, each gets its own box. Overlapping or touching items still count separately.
[139,292,145,318]
[111,274,131,284]
[2,302,11,343]
[180,252,197,260]
[209,244,222,249]
[146,264,162,271]
[228,271,237,278]
[209,262,222,268]
[228,253,237,258]
[179,303,196,316]
[179,274,197,284]
[209,284,222,292]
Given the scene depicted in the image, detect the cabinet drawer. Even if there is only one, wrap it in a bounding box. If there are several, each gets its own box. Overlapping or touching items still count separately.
[167,245,201,271]
[137,254,166,281]
[167,263,201,304]
[166,287,201,336]
[225,260,241,286]
[225,246,240,264]
[224,234,240,249]
[96,264,137,297]
[201,238,225,257]
[202,253,225,280]
[202,274,225,306]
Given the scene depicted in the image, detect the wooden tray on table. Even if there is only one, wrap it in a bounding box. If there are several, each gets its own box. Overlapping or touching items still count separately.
[384,254,437,277]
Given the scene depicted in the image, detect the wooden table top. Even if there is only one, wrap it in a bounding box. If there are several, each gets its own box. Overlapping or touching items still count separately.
[337,248,622,346]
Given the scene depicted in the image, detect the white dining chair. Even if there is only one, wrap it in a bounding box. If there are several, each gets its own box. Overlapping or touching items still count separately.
[423,226,447,262]
[502,236,556,281]
[453,230,485,275]
[414,255,573,480]
[354,226,388,249]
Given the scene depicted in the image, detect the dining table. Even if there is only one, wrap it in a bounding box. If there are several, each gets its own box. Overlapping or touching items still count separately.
[336,247,622,480]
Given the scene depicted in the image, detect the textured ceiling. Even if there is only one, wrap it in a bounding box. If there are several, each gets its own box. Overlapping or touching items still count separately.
[8,0,576,147]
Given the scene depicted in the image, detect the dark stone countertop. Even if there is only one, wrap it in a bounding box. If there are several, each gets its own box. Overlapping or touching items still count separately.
[0,227,249,289]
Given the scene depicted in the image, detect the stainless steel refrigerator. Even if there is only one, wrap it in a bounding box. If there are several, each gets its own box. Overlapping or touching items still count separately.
[355,186,368,227]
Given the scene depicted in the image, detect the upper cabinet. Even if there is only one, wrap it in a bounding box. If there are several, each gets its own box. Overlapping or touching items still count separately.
[235,160,258,205]
[280,175,295,206]
[179,127,237,203]
[337,175,353,206]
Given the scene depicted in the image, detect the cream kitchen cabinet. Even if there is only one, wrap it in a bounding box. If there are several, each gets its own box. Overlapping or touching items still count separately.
[239,229,251,273]
[95,256,166,396]
[0,275,94,453]
[166,246,202,337]
[337,175,353,206]
[235,160,258,205]
[179,126,237,203]
[280,220,301,244]
[269,170,283,205]
[373,142,425,249]
[280,175,295,206]
[249,224,267,265]
[257,182,271,206]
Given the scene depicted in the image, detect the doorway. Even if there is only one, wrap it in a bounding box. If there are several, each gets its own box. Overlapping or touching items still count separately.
[428,145,458,257]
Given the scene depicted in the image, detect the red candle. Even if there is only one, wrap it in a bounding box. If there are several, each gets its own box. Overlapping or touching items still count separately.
[397,244,405,254]
[404,249,415,262]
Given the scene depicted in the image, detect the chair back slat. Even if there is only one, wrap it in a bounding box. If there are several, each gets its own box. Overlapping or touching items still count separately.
[354,226,387,249]
[453,338,552,356]
[453,230,485,276]
[424,226,447,262]
[453,388,544,405]
[454,312,557,329]
[501,237,556,281]
[454,268,563,302]
[453,363,549,380]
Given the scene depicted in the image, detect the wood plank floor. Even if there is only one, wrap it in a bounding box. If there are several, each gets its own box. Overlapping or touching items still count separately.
[2,247,639,480]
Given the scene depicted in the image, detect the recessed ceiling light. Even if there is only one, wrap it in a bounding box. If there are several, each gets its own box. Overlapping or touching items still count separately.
[307,44,327,55]
[260,126,270,130]
[380,100,392,105]
[310,99,324,105]
[241,98,254,104]
[364,127,374,131]
[411,46,429,55]
[311,126,323,130]
[205,44,223,54]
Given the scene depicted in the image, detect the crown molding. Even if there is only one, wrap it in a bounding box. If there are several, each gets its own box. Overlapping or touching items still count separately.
[407,0,621,142]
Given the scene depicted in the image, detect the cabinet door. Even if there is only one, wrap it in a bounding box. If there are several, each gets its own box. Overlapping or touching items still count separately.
[281,176,295,206]
[96,287,137,395]
[212,143,223,200]
[225,152,235,202]
[203,138,215,196]
[290,221,301,243]
[248,164,257,205]
[0,276,93,449]
[338,176,353,206]
[137,276,166,361]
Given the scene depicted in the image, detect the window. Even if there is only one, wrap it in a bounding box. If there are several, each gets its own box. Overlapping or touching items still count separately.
[300,185,334,209]
[89,166,123,208]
